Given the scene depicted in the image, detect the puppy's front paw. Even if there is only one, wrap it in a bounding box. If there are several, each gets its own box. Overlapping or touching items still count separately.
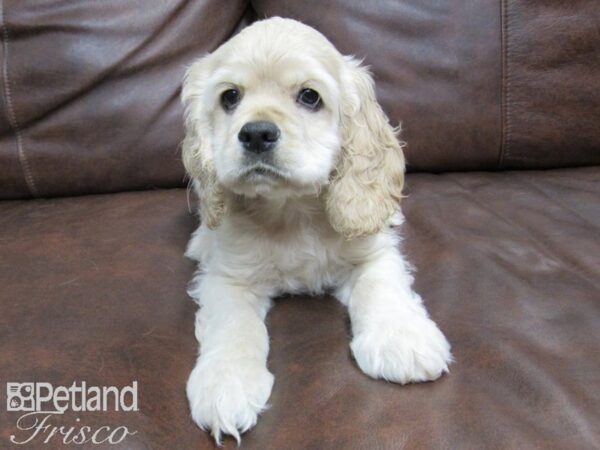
[351,314,452,384]
[186,358,274,445]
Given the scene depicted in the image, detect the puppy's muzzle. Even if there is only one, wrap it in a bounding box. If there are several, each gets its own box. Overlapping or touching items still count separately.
[238,121,280,154]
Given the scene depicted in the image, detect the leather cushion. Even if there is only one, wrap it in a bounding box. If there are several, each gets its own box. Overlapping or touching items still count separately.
[0,0,247,199]
[3,1,600,199]
[1,167,599,448]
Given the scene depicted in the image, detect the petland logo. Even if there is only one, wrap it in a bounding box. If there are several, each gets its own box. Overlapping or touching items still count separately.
[6,381,138,445]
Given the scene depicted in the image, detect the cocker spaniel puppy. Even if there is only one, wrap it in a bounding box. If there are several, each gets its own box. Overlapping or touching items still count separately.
[182,17,452,444]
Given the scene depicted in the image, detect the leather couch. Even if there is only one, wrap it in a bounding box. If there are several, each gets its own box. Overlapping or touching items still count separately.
[1,1,598,448]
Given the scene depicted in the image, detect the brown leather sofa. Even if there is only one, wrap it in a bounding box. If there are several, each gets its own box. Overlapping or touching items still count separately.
[1,1,599,449]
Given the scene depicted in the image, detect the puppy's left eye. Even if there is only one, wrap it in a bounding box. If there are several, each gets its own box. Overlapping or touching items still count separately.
[297,88,322,110]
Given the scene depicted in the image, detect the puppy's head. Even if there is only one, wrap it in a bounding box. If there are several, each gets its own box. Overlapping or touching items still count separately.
[182,17,404,237]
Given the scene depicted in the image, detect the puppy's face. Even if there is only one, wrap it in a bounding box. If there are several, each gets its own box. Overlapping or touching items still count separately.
[185,19,342,199]
[183,18,405,238]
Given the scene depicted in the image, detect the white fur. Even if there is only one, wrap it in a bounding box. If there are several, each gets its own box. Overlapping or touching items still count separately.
[181,18,452,444]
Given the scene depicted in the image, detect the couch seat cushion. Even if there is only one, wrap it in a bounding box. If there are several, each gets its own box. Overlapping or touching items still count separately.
[1,167,598,449]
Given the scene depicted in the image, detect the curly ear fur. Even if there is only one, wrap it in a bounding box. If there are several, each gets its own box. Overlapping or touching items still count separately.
[181,57,225,229]
[325,58,405,239]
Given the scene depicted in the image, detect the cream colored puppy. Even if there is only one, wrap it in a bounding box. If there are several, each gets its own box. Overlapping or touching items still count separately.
[182,17,452,444]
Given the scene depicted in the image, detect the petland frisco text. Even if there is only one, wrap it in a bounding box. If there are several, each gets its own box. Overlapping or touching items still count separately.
[6,381,138,445]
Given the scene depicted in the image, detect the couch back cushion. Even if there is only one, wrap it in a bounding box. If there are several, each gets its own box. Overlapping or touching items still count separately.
[0,0,248,199]
[254,0,600,172]
[499,0,600,169]
[1,0,599,198]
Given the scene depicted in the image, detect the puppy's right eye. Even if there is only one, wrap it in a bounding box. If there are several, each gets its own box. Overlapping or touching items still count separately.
[221,89,241,111]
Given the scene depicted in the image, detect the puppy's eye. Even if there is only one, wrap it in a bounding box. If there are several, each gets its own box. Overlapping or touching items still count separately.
[221,89,241,111]
[297,88,322,110]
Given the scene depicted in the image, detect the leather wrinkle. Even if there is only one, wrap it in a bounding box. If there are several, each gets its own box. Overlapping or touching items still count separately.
[516,174,600,233]
[7,1,190,133]
[446,172,600,290]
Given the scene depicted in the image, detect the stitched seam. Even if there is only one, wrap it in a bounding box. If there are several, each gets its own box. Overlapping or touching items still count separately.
[498,0,506,168]
[1,0,38,196]
[505,0,513,164]
[499,0,512,169]
[499,0,507,167]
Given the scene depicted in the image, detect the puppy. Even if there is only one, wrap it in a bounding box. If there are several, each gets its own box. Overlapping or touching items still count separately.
[181,17,452,444]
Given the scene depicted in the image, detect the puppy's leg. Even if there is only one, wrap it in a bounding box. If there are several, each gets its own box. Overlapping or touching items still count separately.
[339,247,452,384]
[187,274,273,444]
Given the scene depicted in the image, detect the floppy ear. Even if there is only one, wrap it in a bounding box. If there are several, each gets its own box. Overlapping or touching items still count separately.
[181,56,225,229]
[325,58,405,239]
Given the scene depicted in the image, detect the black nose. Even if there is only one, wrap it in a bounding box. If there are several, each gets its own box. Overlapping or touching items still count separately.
[238,121,280,154]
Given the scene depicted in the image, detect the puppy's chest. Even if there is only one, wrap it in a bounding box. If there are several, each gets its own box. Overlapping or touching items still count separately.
[217,206,356,293]
[262,229,350,294]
